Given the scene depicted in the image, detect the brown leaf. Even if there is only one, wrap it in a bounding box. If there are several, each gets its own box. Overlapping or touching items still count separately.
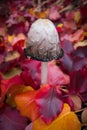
[81,109,87,124]
[2,67,22,79]
[70,95,82,111]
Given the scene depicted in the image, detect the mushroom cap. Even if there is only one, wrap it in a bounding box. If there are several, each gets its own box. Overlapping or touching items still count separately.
[26,19,63,61]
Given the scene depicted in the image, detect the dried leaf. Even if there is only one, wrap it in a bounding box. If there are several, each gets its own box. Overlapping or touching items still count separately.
[74,40,87,49]
[81,109,87,124]
[2,67,22,79]
[74,10,81,23]
[70,95,82,111]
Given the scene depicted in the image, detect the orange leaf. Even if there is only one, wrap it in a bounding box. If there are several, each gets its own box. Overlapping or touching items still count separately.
[33,104,81,130]
[6,85,32,107]
[15,89,39,121]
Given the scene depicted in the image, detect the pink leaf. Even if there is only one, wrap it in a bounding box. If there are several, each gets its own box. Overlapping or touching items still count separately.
[48,61,70,86]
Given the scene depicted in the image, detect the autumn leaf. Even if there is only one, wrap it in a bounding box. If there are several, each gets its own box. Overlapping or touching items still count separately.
[48,60,70,86]
[0,105,27,130]
[81,109,87,124]
[15,88,39,121]
[70,95,82,111]
[2,67,22,79]
[48,6,61,20]
[32,104,81,130]
[6,85,33,107]
[35,84,63,124]
[0,75,24,104]
[15,84,64,124]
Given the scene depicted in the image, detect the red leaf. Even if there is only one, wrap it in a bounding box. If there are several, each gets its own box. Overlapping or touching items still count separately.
[48,61,70,86]
[1,75,24,102]
[68,68,87,101]
[0,105,27,130]
[21,70,37,89]
[21,59,41,88]
[35,84,63,124]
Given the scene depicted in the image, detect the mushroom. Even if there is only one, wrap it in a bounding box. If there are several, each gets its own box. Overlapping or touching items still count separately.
[25,19,63,85]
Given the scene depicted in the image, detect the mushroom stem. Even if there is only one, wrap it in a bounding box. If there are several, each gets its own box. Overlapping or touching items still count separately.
[41,62,48,85]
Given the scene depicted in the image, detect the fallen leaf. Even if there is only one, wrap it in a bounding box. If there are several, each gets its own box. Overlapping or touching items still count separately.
[0,105,27,130]
[70,95,82,111]
[4,51,20,62]
[48,61,70,86]
[0,75,23,103]
[35,84,63,124]
[15,89,39,121]
[48,6,61,20]
[74,10,81,23]
[33,104,81,130]
[74,40,87,49]
[81,109,87,124]
[2,67,22,79]
[6,85,32,107]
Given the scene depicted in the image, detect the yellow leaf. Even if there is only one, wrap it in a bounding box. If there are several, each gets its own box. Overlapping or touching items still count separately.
[2,67,22,79]
[74,11,81,23]
[8,35,15,43]
[74,40,87,49]
[33,104,81,130]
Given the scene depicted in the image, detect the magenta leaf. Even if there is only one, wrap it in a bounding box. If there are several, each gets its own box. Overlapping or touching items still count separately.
[60,45,87,73]
[68,67,87,101]
[20,70,37,89]
[35,85,63,124]
[0,105,27,130]
[61,40,74,54]
[21,59,41,88]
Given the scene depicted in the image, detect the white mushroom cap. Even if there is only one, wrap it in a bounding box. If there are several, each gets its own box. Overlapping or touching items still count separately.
[26,19,63,61]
